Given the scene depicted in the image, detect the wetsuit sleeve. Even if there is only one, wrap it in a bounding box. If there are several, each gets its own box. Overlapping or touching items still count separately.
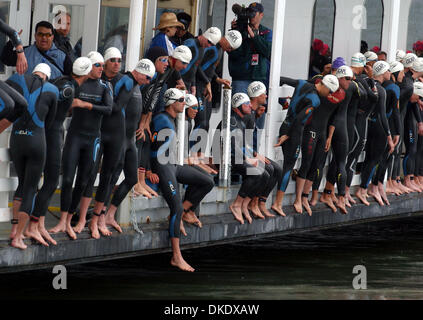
[44,92,58,129]
[230,116,248,160]
[0,84,15,118]
[0,19,22,48]
[376,86,391,137]
[365,78,378,103]
[92,82,113,115]
[251,28,272,60]
[399,82,414,102]
[411,101,423,123]
[0,80,27,114]
[197,63,210,85]
[279,77,299,87]
[388,86,401,136]
[0,40,17,66]
[4,78,25,122]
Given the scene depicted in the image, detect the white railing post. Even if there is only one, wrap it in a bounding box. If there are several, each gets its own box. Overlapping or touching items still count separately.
[126,0,144,71]
[382,0,401,62]
[219,87,232,187]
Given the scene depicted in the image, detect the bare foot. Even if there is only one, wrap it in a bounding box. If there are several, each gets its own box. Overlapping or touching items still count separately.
[11,236,27,250]
[302,197,312,216]
[39,227,57,245]
[180,220,187,237]
[337,196,348,214]
[141,182,159,197]
[242,207,253,224]
[73,220,86,234]
[66,224,77,240]
[368,187,384,206]
[229,203,244,224]
[49,222,66,234]
[378,184,390,205]
[310,191,319,207]
[182,211,203,228]
[9,225,17,240]
[293,199,303,214]
[346,192,356,205]
[89,221,100,239]
[355,189,370,206]
[250,205,265,219]
[133,183,153,199]
[26,229,49,247]
[270,205,286,217]
[345,197,351,208]
[330,193,338,205]
[106,218,123,233]
[99,226,112,236]
[170,256,195,272]
[259,202,275,218]
[320,193,337,212]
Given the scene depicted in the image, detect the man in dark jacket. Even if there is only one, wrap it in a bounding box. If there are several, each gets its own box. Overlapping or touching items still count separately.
[228,2,272,95]
[53,11,78,62]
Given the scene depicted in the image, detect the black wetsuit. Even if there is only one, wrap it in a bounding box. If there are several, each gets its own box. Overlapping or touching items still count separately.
[345,73,379,188]
[6,73,57,219]
[0,18,22,48]
[360,80,391,189]
[32,76,77,218]
[194,44,223,133]
[180,38,208,92]
[107,82,143,208]
[326,81,366,196]
[150,111,214,239]
[277,77,320,192]
[61,77,113,214]
[373,80,400,185]
[403,71,422,177]
[0,80,26,119]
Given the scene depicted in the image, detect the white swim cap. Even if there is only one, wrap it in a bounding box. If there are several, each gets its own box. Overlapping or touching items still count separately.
[72,57,92,76]
[171,45,192,64]
[32,63,51,80]
[335,65,354,79]
[364,51,378,63]
[389,60,404,74]
[232,92,250,109]
[396,49,406,62]
[373,61,390,76]
[402,53,417,68]
[185,94,198,108]
[87,51,104,65]
[134,58,156,78]
[104,47,122,61]
[322,74,339,93]
[203,27,222,45]
[225,30,242,50]
[351,52,366,67]
[164,88,185,106]
[413,82,423,98]
[247,81,267,98]
[412,57,423,73]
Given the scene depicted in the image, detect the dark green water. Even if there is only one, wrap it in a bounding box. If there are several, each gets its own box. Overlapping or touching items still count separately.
[2,216,423,300]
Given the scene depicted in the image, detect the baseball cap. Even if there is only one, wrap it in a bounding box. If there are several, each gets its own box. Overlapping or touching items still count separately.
[364,51,378,62]
[203,27,222,45]
[104,47,122,61]
[33,63,51,80]
[232,93,251,109]
[413,82,423,98]
[164,88,185,106]
[225,30,242,50]
[72,57,93,76]
[373,61,390,76]
[87,51,104,65]
[172,45,192,64]
[248,2,264,13]
[322,74,339,93]
[247,81,266,98]
[134,59,156,78]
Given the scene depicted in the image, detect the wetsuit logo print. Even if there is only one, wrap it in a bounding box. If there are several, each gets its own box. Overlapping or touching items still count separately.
[168,181,176,196]
[14,129,33,136]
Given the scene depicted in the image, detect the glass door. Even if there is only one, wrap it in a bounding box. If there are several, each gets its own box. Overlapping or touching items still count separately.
[33,0,101,56]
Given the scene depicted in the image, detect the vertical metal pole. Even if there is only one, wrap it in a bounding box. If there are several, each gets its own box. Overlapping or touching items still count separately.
[177,111,186,166]
[219,86,232,187]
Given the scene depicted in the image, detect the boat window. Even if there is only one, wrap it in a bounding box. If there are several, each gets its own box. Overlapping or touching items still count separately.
[0,1,11,74]
[309,0,336,79]
[407,0,423,55]
[98,0,130,70]
[360,0,383,54]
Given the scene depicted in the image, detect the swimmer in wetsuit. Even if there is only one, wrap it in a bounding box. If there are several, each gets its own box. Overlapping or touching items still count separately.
[0,18,28,74]
[151,88,214,272]
[1,64,58,249]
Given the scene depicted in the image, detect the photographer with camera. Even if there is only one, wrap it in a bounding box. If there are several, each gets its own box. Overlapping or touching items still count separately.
[228,2,272,95]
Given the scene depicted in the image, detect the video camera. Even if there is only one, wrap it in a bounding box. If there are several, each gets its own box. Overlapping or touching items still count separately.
[232,3,255,34]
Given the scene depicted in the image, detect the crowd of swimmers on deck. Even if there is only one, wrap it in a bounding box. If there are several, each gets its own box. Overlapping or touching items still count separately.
[3,7,423,273]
